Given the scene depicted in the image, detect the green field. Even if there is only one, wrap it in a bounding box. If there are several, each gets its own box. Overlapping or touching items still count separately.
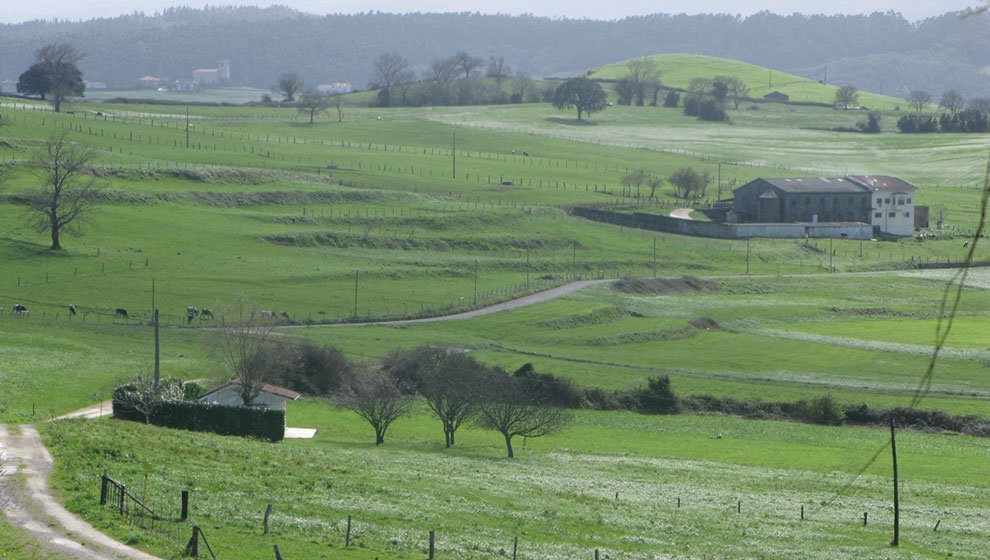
[41,404,990,560]
[1,53,989,560]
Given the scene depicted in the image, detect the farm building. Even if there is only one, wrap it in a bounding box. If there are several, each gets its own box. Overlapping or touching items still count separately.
[731,176,916,236]
[198,381,300,410]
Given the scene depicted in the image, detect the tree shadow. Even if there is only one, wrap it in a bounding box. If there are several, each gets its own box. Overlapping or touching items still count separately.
[543,117,598,126]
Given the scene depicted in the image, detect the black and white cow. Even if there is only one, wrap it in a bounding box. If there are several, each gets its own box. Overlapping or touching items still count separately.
[115,308,129,319]
[69,304,77,316]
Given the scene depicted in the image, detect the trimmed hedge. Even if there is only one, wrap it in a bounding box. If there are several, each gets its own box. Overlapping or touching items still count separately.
[113,398,285,442]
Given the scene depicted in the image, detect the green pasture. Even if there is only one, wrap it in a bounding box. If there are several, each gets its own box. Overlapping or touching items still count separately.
[40,404,990,560]
[589,54,914,111]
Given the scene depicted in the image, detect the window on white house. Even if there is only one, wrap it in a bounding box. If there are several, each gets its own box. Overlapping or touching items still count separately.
[874,212,882,218]
[889,212,895,217]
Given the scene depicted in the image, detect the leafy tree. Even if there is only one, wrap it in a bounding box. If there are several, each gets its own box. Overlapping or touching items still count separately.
[939,89,964,115]
[663,90,680,107]
[476,372,572,458]
[370,52,409,107]
[552,77,607,121]
[421,352,486,447]
[296,90,329,123]
[453,51,483,78]
[856,110,882,133]
[22,131,102,250]
[833,85,858,109]
[272,72,303,102]
[614,77,635,106]
[683,95,701,116]
[698,99,727,122]
[635,375,680,414]
[486,56,511,87]
[710,81,729,109]
[33,43,85,112]
[906,90,932,113]
[16,63,51,99]
[669,167,710,199]
[337,368,412,445]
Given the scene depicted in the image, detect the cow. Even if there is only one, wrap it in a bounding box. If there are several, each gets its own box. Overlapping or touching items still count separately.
[200,308,214,319]
[115,308,129,319]
[280,311,290,320]
[187,306,199,324]
[261,310,274,319]
[68,305,77,316]
[522,151,529,157]
[14,304,28,315]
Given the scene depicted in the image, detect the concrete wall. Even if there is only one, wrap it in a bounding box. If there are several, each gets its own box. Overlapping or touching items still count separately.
[571,207,872,240]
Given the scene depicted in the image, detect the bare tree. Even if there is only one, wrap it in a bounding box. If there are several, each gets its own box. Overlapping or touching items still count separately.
[833,85,858,109]
[513,70,534,102]
[337,368,412,445]
[421,352,485,447]
[427,57,459,93]
[967,97,990,114]
[476,374,572,458]
[113,375,184,424]
[906,90,932,114]
[939,89,965,115]
[296,90,329,124]
[22,131,101,250]
[272,72,303,102]
[209,300,281,406]
[371,53,409,107]
[622,168,654,198]
[626,57,661,105]
[713,75,748,109]
[486,56,511,87]
[687,77,713,98]
[647,174,666,199]
[35,43,85,112]
[453,51,483,78]
[331,93,344,122]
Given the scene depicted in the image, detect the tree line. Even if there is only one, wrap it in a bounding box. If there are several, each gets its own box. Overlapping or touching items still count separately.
[3,8,990,98]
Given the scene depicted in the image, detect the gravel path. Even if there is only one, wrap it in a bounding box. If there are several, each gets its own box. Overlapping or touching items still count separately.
[0,425,166,560]
[669,208,695,220]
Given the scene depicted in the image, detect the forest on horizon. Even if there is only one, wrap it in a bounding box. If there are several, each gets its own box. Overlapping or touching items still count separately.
[2,6,989,98]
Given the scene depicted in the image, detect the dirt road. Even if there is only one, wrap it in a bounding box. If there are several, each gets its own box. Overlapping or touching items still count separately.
[0,425,166,560]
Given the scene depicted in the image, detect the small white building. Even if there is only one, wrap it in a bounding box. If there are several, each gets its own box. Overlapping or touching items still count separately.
[848,175,917,237]
[316,82,353,94]
[198,381,301,411]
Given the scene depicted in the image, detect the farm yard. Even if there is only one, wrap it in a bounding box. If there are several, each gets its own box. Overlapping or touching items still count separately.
[0,53,989,560]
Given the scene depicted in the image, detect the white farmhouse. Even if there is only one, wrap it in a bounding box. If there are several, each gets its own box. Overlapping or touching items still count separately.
[848,175,917,237]
[198,381,301,411]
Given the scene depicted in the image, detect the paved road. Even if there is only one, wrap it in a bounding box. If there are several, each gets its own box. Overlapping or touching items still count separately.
[0,425,166,560]
[669,208,695,220]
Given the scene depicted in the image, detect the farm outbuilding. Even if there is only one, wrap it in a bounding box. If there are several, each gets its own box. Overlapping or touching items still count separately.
[731,176,916,236]
[198,382,301,410]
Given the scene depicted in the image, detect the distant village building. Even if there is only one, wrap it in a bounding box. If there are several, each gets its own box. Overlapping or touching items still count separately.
[763,91,789,102]
[137,75,166,89]
[732,176,916,236]
[316,82,353,94]
[84,80,107,90]
[173,79,199,92]
[193,60,231,86]
[198,381,301,411]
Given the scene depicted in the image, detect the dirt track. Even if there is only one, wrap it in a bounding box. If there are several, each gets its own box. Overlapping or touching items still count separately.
[0,425,166,560]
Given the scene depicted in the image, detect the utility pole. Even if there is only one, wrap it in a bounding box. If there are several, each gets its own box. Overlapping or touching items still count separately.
[353,271,359,318]
[153,309,160,391]
[452,133,456,179]
[890,418,900,547]
[185,106,190,149]
[829,238,834,272]
[746,237,751,274]
[473,259,478,305]
[572,241,576,280]
[653,237,657,277]
[717,163,722,200]
[526,246,530,288]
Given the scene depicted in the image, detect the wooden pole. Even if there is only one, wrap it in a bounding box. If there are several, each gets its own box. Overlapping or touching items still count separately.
[428,530,435,560]
[512,536,518,560]
[180,490,189,521]
[153,309,160,391]
[273,545,283,560]
[264,503,273,535]
[345,515,351,547]
[100,470,108,505]
[891,419,900,546]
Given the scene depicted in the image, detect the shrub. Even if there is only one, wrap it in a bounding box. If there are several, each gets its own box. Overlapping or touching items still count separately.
[683,95,701,116]
[513,363,586,408]
[697,99,727,122]
[183,381,206,401]
[635,375,680,414]
[663,91,680,107]
[856,111,881,133]
[277,343,353,396]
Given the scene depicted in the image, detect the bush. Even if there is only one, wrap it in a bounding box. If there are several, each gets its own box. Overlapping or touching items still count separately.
[278,343,353,396]
[663,91,680,107]
[113,397,285,441]
[635,375,680,414]
[697,99,727,122]
[183,381,206,401]
[683,95,700,116]
[856,111,881,133]
[513,363,586,408]
[897,114,937,133]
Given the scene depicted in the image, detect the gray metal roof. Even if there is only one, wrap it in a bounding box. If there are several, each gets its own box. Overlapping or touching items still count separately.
[847,175,918,192]
[759,178,869,194]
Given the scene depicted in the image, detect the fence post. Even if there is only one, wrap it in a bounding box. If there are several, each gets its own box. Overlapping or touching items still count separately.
[181,490,189,521]
[100,470,108,505]
[119,484,126,515]
[185,525,199,557]
[512,536,518,560]
[264,503,273,534]
[273,545,283,560]
[345,515,351,547]
[428,530,435,559]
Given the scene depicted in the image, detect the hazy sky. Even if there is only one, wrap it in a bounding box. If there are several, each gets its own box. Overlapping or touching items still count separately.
[0,0,979,24]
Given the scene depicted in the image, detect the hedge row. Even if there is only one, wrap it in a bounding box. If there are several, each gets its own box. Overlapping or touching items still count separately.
[112,399,285,442]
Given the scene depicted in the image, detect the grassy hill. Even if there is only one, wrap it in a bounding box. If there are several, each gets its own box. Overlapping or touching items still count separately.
[588,54,910,110]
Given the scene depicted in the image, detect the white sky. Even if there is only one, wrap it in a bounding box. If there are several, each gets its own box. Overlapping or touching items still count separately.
[0,0,981,24]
